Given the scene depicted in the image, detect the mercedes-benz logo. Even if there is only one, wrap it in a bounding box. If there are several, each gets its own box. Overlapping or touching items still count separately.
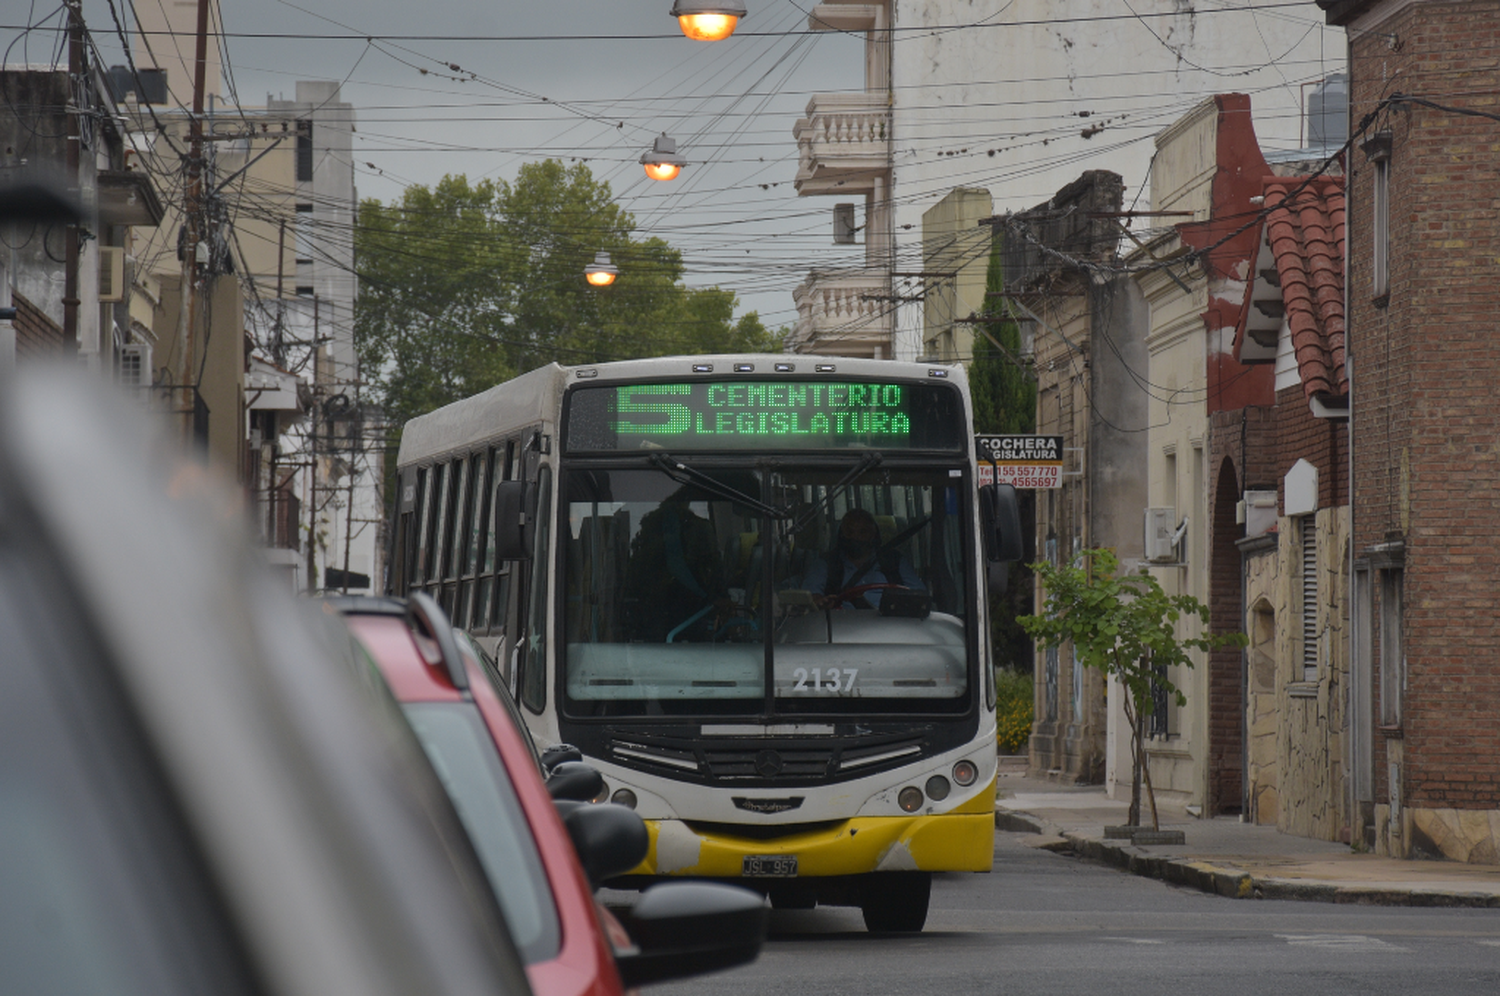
[754,749,784,777]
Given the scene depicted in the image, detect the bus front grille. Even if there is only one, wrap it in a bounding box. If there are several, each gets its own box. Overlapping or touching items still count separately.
[603,730,931,786]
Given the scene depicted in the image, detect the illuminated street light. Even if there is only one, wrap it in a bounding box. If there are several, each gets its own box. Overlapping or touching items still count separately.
[671,0,747,41]
[584,251,619,287]
[641,134,687,181]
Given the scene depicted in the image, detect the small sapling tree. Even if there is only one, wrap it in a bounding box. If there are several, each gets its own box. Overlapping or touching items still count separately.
[1019,549,1247,829]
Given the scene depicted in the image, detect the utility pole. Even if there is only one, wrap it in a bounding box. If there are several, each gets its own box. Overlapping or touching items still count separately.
[62,0,84,352]
[305,298,320,593]
[176,0,212,443]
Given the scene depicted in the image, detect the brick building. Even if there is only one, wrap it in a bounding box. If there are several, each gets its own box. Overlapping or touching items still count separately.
[1319,0,1500,861]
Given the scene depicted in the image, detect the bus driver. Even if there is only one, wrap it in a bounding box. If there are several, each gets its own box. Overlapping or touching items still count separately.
[800,508,924,611]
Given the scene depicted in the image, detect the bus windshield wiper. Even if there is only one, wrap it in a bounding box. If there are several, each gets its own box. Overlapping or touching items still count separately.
[648,453,786,519]
[789,451,883,534]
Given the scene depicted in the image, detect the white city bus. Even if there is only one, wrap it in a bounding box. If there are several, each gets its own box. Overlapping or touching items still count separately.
[390,354,1020,932]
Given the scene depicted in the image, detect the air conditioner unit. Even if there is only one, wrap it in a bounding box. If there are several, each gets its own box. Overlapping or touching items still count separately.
[1144,507,1179,563]
[119,342,152,388]
[99,247,126,303]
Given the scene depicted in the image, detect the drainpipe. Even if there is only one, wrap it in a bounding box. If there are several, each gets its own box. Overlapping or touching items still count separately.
[1343,25,1362,845]
[63,0,84,352]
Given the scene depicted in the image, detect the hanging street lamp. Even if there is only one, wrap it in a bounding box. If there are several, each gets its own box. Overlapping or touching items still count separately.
[670,0,747,42]
[584,251,619,287]
[641,134,687,181]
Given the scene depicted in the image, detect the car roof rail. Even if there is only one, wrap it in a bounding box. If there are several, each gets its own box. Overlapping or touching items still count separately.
[321,594,407,616]
[407,592,469,692]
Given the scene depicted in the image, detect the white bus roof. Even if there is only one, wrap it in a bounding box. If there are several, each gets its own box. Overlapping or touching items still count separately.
[397,354,969,467]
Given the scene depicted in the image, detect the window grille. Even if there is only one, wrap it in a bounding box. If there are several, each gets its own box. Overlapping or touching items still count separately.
[1301,516,1318,681]
[1149,658,1169,737]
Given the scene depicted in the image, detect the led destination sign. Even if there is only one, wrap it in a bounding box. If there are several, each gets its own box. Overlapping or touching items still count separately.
[565,380,965,452]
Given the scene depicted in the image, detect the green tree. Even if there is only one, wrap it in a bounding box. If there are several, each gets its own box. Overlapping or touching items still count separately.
[354,175,516,430]
[354,162,779,431]
[970,237,1035,436]
[1019,549,1247,828]
[971,235,1038,673]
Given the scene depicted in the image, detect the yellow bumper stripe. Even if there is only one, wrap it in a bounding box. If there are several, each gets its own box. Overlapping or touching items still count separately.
[633,779,996,877]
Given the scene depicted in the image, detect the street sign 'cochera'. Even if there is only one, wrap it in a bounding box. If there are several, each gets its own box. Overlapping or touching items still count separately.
[975,434,1064,489]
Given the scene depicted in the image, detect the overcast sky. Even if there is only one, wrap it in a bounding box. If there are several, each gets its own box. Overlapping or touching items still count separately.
[5,2,1343,330]
[6,0,869,326]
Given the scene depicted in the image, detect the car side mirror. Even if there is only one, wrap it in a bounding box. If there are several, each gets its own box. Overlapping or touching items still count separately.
[554,801,648,886]
[493,480,534,561]
[615,882,768,988]
[540,742,584,774]
[979,483,1023,563]
[546,761,604,802]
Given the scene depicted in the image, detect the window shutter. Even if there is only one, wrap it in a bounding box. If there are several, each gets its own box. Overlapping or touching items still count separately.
[1301,517,1318,680]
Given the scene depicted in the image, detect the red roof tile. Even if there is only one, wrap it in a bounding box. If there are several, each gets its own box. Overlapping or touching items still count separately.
[1262,176,1346,401]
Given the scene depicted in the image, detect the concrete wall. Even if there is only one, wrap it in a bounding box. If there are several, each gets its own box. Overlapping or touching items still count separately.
[887,0,1340,358]
[1027,268,1149,786]
[920,187,992,362]
[1129,100,1222,809]
[133,0,221,110]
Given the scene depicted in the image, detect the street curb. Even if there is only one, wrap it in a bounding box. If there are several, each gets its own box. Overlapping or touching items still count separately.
[1252,880,1500,907]
[996,807,1500,908]
[1062,834,1254,899]
[994,809,1050,835]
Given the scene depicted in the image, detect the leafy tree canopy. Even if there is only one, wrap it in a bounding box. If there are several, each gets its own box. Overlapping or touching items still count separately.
[355,161,780,429]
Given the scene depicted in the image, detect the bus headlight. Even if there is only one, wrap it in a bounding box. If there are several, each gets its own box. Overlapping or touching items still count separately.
[952,760,978,787]
[925,775,951,801]
[592,782,611,804]
[897,786,924,813]
[611,788,638,810]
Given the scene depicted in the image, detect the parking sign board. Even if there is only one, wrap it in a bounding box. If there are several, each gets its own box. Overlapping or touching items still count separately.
[975,434,1063,489]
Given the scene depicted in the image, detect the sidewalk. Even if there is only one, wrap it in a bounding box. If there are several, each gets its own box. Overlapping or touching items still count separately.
[994,762,1500,907]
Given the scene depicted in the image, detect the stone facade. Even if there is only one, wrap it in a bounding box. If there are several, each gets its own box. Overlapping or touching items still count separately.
[1276,505,1350,841]
[1240,506,1351,839]
[1241,535,1279,824]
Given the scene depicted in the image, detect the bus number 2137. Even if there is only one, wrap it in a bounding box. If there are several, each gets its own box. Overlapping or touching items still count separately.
[792,668,858,692]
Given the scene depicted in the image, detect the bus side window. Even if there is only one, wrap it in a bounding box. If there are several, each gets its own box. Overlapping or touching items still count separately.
[438,457,466,615]
[486,440,516,635]
[519,466,552,714]
[413,466,434,591]
[465,450,492,631]
[395,467,424,595]
[424,463,448,588]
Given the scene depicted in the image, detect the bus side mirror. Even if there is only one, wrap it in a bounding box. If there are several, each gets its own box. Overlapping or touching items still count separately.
[979,483,1023,563]
[493,480,534,561]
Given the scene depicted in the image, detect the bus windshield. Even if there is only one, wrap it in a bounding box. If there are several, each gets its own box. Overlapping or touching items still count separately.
[561,463,971,718]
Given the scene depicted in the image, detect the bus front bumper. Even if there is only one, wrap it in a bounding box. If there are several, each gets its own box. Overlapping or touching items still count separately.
[629,783,996,878]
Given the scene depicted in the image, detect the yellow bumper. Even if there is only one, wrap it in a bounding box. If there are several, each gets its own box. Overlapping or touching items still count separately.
[634,780,995,878]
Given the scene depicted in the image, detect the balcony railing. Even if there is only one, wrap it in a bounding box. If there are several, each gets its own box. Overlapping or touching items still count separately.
[793,93,890,196]
[789,269,892,356]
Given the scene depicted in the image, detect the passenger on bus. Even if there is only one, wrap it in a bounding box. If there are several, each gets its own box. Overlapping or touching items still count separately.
[800,508,923,610]
[623,488,730,641]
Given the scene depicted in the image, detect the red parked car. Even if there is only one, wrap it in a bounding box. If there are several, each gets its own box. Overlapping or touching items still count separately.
[331,594,765,996]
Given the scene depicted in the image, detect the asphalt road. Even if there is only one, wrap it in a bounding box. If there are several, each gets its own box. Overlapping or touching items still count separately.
[652,829,1500,996]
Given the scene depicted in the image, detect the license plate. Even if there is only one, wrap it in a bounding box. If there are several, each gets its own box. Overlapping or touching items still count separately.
[742,854,798,878]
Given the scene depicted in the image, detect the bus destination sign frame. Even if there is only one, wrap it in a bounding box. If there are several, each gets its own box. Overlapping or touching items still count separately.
[565,380,967,452]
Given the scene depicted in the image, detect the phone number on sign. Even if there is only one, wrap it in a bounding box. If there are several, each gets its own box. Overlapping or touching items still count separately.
[980,465,1061,489]
[1003,473,1059,488]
